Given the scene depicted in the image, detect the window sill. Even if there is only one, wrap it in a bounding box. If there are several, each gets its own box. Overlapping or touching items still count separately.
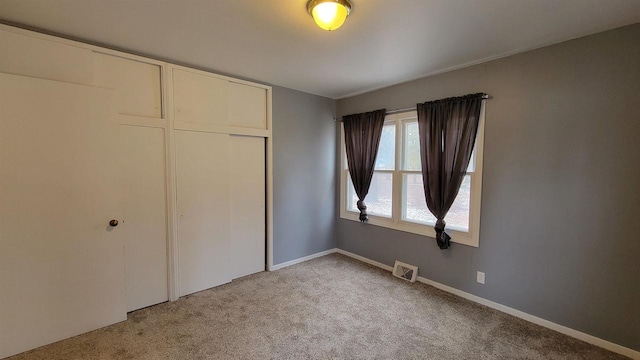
[340,210,479,247]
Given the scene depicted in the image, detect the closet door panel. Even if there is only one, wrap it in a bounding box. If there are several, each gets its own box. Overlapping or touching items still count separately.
[0,74,125,358]
[229,136,266,279]
[175,130,232,296]
[0,29,93,85]
[119,125,168,311]
[94,53,162,118]
[228,82,267,130]
[173,69,228,126]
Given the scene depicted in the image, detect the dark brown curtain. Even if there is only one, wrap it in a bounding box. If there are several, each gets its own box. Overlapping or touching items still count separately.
[343,109,386,222]
[417,93,485,249]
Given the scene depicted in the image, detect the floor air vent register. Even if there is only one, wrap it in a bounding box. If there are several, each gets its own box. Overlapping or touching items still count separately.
[392,261,418,283]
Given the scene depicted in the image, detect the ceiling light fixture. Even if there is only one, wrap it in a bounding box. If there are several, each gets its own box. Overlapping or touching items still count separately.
[307,0,353,31]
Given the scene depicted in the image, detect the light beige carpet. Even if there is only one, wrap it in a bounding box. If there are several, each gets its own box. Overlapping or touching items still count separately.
[7,253,627,359]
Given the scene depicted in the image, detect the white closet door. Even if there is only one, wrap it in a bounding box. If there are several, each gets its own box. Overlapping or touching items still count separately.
[173,69,228,126]
[93,53,162,118]
[175,130,232,296]
[0,29,93,85]
[228,82,267,130]
[119,125,168,311]
[229,136,266,279]
[0,74,126,359]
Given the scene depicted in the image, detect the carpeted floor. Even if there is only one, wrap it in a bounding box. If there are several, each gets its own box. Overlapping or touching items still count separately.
[7,253,627,360]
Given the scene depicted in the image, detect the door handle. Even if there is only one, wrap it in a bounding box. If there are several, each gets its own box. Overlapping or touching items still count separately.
[109,219,119,227]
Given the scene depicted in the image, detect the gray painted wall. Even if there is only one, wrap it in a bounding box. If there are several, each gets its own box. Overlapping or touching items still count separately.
[336,24,640,350]
[272,86,337,265]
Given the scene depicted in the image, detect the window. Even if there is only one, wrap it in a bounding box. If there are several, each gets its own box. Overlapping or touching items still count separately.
[346,123,395,218]
[340,107,485,247]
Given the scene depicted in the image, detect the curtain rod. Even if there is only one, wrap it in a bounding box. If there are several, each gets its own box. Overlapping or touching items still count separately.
[334,94,491,122]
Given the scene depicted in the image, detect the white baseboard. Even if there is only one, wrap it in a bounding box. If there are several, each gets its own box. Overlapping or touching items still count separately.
[335,249,639,360]
[271,248,337,271]
[336,248,394,272]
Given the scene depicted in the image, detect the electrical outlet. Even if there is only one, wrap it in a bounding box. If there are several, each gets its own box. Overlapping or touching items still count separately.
[477,271,485,284]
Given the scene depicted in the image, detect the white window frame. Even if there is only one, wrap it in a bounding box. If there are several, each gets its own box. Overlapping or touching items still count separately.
[339,104,486,247]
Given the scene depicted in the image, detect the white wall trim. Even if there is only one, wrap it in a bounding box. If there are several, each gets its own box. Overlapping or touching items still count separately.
[271,248,337,271]
[163,62,180,303]
[265,88,274,272]
[335,249,640,360]
[336,249,393,272]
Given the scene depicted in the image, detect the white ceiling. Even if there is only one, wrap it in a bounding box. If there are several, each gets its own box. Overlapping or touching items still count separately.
[1,0,640,99]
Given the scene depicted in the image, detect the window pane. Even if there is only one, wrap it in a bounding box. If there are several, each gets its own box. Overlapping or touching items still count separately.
[402,173,435,224]
[447,175,471,231]
[403,121,476,172]
[374,124,395,170]
[347,172,392,218]
[402,174,471,231]
[404,121,420,171]
[343,149,348,170]
[467,148,475,172]
[347,173,358,212]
